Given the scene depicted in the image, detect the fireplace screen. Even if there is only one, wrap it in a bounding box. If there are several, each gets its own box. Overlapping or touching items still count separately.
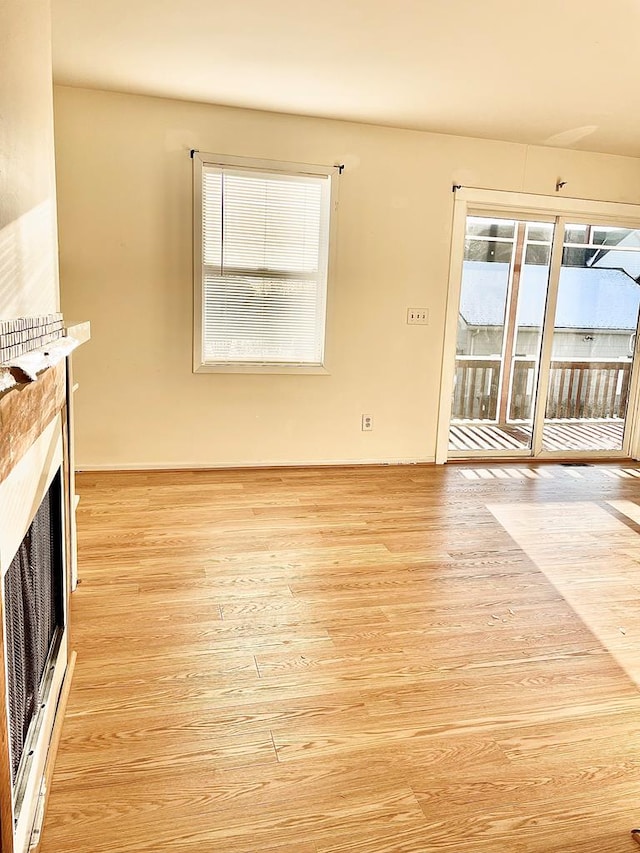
[4,470,64,783]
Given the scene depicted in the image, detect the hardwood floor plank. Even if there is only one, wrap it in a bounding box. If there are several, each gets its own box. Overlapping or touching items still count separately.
[52,727,277,788]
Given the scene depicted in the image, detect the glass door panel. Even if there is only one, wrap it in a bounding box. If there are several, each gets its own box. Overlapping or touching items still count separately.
[449,216,553,454]
[541,223,640,453]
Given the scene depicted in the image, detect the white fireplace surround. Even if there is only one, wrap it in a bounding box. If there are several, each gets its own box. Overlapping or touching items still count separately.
[0,415,68,853]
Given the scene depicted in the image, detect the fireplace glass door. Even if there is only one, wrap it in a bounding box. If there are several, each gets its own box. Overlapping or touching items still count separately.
[4,469,65,785]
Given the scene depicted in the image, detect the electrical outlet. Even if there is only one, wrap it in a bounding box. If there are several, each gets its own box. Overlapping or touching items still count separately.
[361,414,373,431]
[407,308,429,325]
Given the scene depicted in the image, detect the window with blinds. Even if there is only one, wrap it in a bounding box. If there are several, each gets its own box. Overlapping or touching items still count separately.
[194,155,334,370]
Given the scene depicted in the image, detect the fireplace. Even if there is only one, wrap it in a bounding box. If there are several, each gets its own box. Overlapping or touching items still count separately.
[0,317,89,853]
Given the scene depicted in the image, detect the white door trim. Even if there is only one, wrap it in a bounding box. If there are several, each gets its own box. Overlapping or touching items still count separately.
[435,195,468,464]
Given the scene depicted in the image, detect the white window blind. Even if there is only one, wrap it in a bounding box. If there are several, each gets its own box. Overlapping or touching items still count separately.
[197,162,332,368]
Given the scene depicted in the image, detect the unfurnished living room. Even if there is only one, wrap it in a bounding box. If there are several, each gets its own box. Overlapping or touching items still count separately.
[4,1,640,851]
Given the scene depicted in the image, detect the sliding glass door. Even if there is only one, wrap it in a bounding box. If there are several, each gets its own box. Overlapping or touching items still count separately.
[540,222,640,453]
[448,214,640,459]
[449,215,553,455]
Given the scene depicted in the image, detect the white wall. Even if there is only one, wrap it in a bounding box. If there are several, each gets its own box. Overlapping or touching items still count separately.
[53,86,640,469]
[1,0,59,319]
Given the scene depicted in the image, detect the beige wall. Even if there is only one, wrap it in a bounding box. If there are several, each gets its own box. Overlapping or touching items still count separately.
[53,85,640,469]
[1,0,59,319]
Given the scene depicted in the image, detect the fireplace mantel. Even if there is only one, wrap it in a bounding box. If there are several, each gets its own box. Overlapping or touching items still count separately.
[0,362,66,484]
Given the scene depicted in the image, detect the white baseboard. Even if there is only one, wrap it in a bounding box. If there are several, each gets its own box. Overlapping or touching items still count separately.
[76,456,437,472]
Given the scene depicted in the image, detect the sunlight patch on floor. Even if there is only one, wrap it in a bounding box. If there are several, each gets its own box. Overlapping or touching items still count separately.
[460,468,554,481]
[460,466,640,483]
[609,500,640,525]
[488,501,640,688]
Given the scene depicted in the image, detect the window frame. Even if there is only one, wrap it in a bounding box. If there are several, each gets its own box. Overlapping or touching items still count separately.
[192,151,338,374]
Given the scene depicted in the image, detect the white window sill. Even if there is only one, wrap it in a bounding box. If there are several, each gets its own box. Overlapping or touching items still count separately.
[194,363,330,375]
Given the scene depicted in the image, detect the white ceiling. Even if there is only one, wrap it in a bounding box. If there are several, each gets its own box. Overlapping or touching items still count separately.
[51,0,640,157]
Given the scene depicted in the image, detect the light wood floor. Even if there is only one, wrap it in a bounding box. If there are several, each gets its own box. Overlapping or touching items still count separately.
[39,464,640,853]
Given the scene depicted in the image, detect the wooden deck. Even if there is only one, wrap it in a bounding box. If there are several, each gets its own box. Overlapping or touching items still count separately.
[40,465,640,853]
[449,418,625,454]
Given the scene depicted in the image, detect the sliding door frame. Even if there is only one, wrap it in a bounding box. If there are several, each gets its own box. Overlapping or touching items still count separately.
[436,188,640,464]
[528,213,565,456]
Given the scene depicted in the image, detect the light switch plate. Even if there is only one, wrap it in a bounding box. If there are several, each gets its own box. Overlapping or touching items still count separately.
[407,308,429,325]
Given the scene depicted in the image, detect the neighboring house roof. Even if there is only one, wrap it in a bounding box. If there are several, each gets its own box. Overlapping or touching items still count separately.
[459,261,640,330]
[590,230,640,280]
